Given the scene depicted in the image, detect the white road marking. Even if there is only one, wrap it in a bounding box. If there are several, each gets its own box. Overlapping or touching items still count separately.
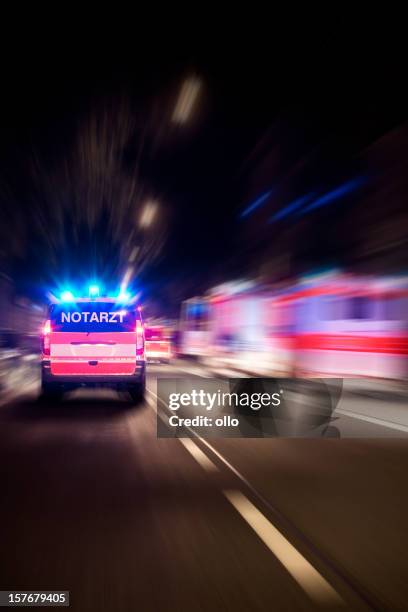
[147,388,344,605]
[224,489,344,606]
[334,407,408,433]
[146,387,218,472]
[179,438,218,472]
[147,388,261,488]
[288,391,408,434]
[145,393,157,412]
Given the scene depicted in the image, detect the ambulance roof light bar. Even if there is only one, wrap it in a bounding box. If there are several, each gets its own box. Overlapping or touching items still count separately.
[60,290,75,302]
[88,285,100,297]
[50,286,140,304]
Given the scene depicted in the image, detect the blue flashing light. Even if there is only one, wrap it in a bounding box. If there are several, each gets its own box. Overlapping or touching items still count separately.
[269,193,314,223]
[240,189,274,218]
[60,290,75,302]
[117,291,131,303]
[89,285,100,297]
[302,178,365,214]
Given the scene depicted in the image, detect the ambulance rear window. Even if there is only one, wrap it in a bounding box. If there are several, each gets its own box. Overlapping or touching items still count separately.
[49,302,140,332]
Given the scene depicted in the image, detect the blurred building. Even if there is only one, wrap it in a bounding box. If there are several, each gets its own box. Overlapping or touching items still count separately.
[0,273,44,350]
[235,117,408,282]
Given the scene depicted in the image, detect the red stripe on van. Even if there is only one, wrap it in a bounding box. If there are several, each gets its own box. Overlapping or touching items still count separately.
[296,334,408,354]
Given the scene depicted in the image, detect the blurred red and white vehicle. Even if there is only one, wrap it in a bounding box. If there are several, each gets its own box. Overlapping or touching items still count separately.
[145,326,172,363]
[288,275,408,379]
[180,274,408,380]
[41,295,146,400]
[179,298,210,358]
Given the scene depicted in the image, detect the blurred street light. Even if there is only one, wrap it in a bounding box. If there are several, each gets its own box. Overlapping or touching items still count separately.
[120,266,133,294]
[172,76,202,124]
[139,200,158,228]
[128,246,139,263]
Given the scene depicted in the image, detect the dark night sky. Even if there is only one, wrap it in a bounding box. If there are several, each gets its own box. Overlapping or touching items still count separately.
[1,48,406,310]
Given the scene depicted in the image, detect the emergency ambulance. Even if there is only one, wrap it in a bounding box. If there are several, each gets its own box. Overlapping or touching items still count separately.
[41,291,145,401]
[145,325,172,363]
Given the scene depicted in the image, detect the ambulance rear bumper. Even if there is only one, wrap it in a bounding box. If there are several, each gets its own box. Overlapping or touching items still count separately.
[41,360,145,388]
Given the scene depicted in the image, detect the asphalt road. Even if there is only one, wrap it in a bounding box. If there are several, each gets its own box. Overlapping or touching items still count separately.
[0,361,408,611]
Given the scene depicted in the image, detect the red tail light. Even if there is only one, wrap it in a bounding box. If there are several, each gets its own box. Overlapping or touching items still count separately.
[42,319,51,356]
[136,319,145,354]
